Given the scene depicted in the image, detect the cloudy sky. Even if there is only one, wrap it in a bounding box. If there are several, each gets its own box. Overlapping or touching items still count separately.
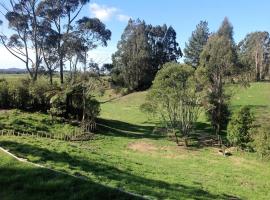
[1,0,270,68]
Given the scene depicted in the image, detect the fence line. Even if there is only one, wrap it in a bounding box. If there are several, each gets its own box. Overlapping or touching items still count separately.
[0,128,94,141]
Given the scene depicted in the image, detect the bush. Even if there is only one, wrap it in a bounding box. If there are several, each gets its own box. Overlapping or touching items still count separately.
[48,93,66,120]
[253,125,270,159]
[29,77,53,111]
[0,79,10,108]
[227,106,254,149]
[8,79,31,109]
[85,98,100,122]
[143,62,202,146]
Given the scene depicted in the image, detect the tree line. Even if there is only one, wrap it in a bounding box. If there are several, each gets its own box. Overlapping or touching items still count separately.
[0,0,111,84]
[0,1,269,157]
[140,18,270,158]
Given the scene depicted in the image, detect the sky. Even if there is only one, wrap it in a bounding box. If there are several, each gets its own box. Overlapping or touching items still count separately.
[1,0,270,68]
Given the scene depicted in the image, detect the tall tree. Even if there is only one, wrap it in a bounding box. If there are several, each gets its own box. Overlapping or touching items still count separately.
[217,17,234,42]
[42,32,59,85]
[112,19,152,90]
[37,1,111,84]
[184,21,209,68]
[200,19,237,140]
[238,31,270,81]
[112,19,182,90]
[147,24,182,74]
[0,0,46,80]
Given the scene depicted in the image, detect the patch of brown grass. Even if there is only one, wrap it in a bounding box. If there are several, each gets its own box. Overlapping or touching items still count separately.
[128,141,157,153]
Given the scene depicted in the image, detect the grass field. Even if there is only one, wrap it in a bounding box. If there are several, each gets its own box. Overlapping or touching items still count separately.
[0,82,270,199]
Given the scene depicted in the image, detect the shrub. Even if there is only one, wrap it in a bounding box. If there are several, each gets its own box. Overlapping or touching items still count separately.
[143,62,203,146]
[227,106,254,149]
[0,79,10,108]
[29,77,53,111]
[48,93,66,120]
[253,125,270,159]
[8,79,31,109]
[84,98,100,122]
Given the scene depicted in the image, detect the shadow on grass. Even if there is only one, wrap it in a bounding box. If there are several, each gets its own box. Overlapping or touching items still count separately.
[0,141,241,200]
[0,166,138,200]
[96,118,163,140]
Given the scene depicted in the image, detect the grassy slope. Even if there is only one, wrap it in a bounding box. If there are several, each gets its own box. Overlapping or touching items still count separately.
[0,83,270,199]
[230,82,270,125]
[0,110,77,136]
[0,151,139,200]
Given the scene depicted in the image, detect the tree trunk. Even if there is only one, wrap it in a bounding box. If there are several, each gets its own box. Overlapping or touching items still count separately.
[255,51,260,81]
[60,54,64,84]
[174,131,179,146]
[183,136,188,148]
[49,70,53,85]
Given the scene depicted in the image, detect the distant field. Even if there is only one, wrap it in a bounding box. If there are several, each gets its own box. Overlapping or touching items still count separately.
[0,82,270,199]
[0,74,28,82]
[0,73,60,83]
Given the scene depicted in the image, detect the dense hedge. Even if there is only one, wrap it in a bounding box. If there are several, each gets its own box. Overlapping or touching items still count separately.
[0,78,100,122]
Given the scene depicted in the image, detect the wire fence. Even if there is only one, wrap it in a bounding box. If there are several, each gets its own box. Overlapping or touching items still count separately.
[0,128,95,141]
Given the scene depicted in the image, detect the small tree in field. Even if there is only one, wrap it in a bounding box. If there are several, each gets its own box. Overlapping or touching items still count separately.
[143,62,202,146]
[227,106,254,149]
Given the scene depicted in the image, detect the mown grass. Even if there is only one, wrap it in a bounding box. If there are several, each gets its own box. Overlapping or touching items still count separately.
[0,150,140,200]
[0,82,270,199]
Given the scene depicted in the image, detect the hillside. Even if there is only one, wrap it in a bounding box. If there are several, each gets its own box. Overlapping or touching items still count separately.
[0,83,270,199]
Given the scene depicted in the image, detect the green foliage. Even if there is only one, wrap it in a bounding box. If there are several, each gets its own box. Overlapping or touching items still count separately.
[200,19,237,135]
[217,17,235,43]
[112,19,181,91]
[184,21,209,68]
[29,77,54,111]
[238,31,270,81]
[253,125,270,159]
[48,93,67,119]
[227,106,254,149]
[0,79,10,108]
[1,85,270,199]
[8,79,31,109]
[144,62,202,145]
[48,76,101,124]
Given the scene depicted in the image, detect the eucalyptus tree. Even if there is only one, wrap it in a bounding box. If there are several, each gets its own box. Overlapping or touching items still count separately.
[200,18,237,139]
[238,31,270,81]
[0,0,46,80]
[147,24,182,75]
[42,31,59,84]
[112,19,182,90]
[37,1,111,84]
[112,19,152,91]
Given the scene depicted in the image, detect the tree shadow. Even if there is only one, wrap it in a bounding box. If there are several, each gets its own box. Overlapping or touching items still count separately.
[0,167,139,200]
[96,118,163,140]
[0,141,242,200]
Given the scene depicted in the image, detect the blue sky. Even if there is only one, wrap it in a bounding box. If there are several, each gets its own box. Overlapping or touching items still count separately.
[1,0,270,68]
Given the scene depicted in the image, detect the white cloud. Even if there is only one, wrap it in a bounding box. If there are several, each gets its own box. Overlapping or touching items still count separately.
[117,14,131,22]
[90,3,118,22]
[89,3,131,22]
